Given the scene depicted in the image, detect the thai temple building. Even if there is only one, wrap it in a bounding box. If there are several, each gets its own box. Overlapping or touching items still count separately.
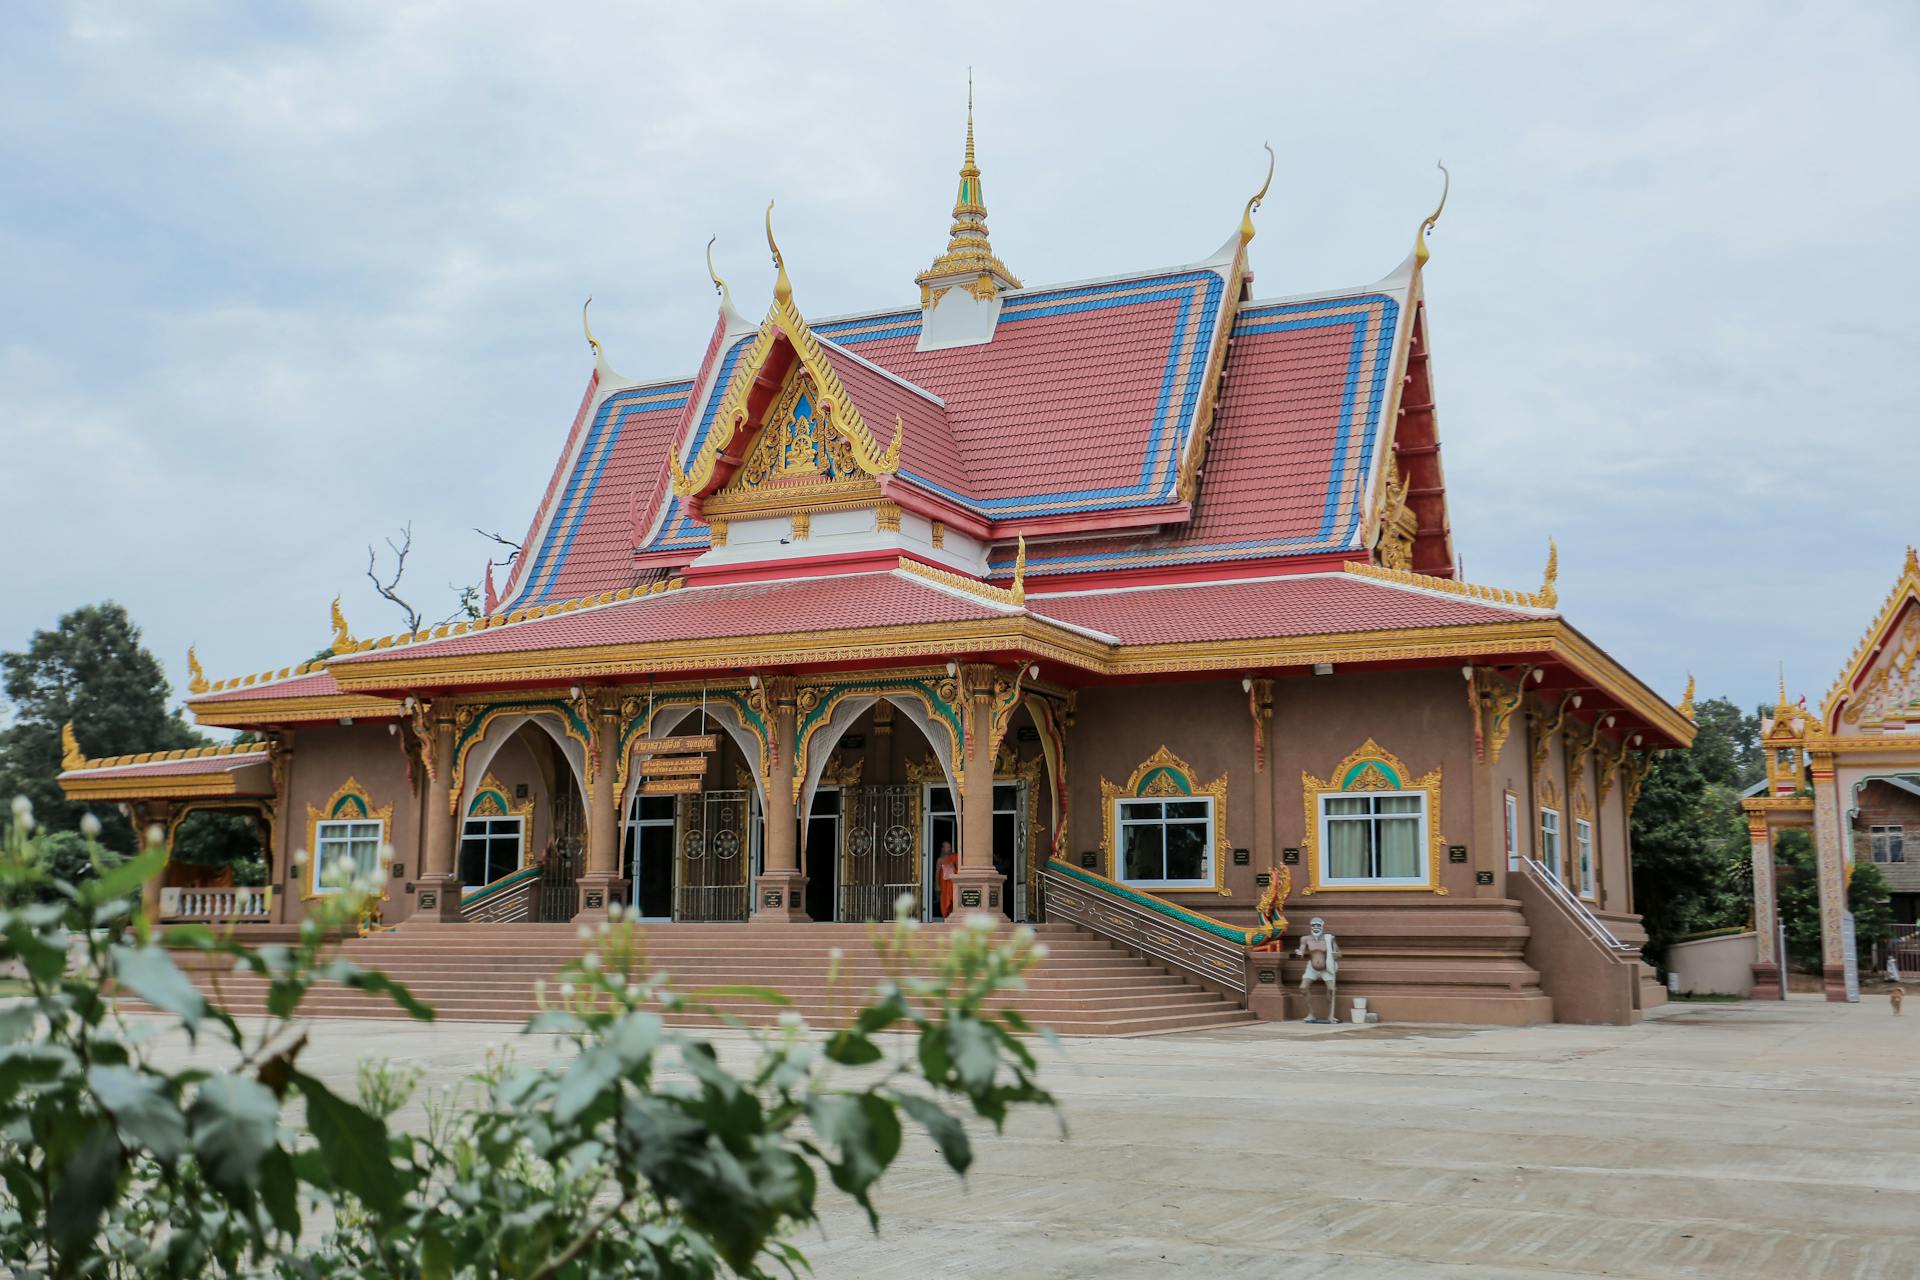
[1743,548,1920,1001]
[58,106,1695,1027]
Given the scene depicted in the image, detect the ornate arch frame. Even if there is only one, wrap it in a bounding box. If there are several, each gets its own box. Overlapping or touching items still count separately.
[450,699,592,818]
[1100,746,1231,896]
[1301,739,1447,895]
[465,770,536,875]
[304,778,394,897]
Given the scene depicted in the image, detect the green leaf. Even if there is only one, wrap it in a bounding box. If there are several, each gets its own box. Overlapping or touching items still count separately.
[49,1119,120,1254]
[188,1075,281,1199]
[0,1002,40,1044]
[258,1146,301,1238]
[682,983,794,1008]
[0,1043,77,1102]
[946,1018,1000,1092]
[807,1093,902,1223]
[319,959,436,1022]
[420,1225,454,1280]
[88,1064,187,1162]
[895,1092,972,1175]
[823,1030,883,1066]
[293,1071,401,1219]
[88,848,165,903]
[112,944,205,1032]
[553,1043,623,1125]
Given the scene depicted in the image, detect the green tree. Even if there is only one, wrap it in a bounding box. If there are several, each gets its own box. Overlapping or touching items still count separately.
[1774,828,1822,972]
[1847,859,1894,961]
[0,603,199,853]
[1630,696,1762,962]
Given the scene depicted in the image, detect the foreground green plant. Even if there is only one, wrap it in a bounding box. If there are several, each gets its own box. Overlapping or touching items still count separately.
[0,804,1055,1277]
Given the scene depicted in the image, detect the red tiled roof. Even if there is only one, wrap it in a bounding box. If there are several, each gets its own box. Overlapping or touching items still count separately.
[334,570,1019,664]
[1026,573,1547,645]
[818,343,971,501]
[60,750,270,782]
[191,669,343,704]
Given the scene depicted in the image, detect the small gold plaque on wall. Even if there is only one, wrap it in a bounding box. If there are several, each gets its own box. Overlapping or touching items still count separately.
[1080,851,1097,868]
[419,891,438,910]
[1475,871,1495,886]
[1255,871,1272,888]
[1232,848,1251,865]
[1282,848,1300,865]
[960,888,982,909]
[584,890,604,910]
[1448,845,1469,864]
[762,890,783,909]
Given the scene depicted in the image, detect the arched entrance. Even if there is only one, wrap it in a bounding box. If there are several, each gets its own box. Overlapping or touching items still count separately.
[158,800,275,922]
[454,709,590,921]
[620,703,768,923]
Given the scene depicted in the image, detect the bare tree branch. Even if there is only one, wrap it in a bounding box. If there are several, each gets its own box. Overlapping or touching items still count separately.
[366,523,424,635]
[473,527,522,566]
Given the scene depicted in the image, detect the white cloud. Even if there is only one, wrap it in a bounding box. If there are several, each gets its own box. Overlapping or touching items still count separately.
[2,1,1915,720]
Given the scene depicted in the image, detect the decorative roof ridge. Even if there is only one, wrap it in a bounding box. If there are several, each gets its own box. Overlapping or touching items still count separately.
[813,334,948,407]
[1340,555,1561,613]
[192,654,334,698]
[1024,569,1357,600]
[894,549,1027,611]
[1819,544,1920,726]
[1240,276,1414,315]
[332,576,688,661]
[60,722,270,775]
[808,262,1237,333]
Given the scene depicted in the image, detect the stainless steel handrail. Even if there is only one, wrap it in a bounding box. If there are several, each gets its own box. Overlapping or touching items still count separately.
[1041,865,1248,994]
[1521,858,1638,953]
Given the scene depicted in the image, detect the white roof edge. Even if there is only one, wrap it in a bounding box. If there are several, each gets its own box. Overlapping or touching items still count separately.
[884,567,1023,615]
[815,335,948,406]
[1242,252,1419,312]
[1027,567,1559,617]
[806,257,1236,330]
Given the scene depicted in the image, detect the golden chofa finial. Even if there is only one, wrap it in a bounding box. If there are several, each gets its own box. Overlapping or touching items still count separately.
[582,297,603,358]
[330,595,356,654]
[1011,535,1028,605]
[1678,673,1696,721]
[1538,538,1558,609]
[1906,544,1919,578]
[705,235,733,313]
[1414,161,1450,266]
[765,201,792,306]
[1239,142,1276,243]
[61,721,85,771]
[187,645,208,695]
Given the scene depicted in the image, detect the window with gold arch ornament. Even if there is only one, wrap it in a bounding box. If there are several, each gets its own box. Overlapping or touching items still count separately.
[304,778,393,898]
[1100,746,1230,894]
[1301,740,1447,894]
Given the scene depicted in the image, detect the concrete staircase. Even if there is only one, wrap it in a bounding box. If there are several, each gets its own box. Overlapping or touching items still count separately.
[166,922,1255,1037]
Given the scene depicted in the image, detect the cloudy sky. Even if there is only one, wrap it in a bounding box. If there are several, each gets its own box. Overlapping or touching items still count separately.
[3,2,1915,727]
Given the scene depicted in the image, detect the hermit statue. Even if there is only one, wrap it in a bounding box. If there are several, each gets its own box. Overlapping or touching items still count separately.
[1295,916,1339,1023]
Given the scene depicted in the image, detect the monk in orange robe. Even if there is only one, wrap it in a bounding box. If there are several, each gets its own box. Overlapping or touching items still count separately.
[936,841,959,918]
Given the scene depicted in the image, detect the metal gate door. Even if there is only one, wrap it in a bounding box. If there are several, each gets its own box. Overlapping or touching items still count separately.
[840,784,920,922]
[676,788,751,922]
[536,781,585,922]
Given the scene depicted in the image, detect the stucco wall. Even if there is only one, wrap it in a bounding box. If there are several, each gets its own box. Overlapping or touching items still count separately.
[281,722,419,924]
[1665,931,1758,996]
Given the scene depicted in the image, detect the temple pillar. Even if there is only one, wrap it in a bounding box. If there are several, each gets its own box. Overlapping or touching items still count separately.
[1747,816,1782,1000]
[132,800,172,922]
[269,731,296,924]
[952,664,1007,917]
[410,707,464,924]
[753,676,808,921]
[1249,679,1275,872]
[574,693,628,923]
[1810,753,1853,1001]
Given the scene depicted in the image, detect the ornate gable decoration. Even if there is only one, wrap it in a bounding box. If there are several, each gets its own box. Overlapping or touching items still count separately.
[1300,739,1447,896]
[672,205,901,516]
[1824,547,1920,734]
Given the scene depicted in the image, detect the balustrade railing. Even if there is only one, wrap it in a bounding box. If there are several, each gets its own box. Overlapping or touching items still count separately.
[461,866,543,924]
[158,886,272,922]
[1041,861,1265,995]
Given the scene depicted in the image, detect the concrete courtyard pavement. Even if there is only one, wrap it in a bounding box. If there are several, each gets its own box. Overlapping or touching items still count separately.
[144,995,1919,1278]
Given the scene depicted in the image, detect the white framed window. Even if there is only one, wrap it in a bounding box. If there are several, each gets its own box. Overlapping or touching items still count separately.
[1540,808,1562,880]
[1504,791,1520,872]
[312,819,384,894]
[1871,825,1905,864]
[1318,791,1429,887]
[1116,796,1214,888]
[460,816,525,887]
[1576,818,1595,898]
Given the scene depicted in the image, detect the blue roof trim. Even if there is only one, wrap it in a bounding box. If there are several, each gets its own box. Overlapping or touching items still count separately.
[832,271,1228,518]
[639,336,758,553]
[511,381,692,606]
[985,294,1402,576]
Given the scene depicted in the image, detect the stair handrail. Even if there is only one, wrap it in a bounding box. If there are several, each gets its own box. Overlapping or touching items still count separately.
[1041,860,1280,996]
[1520,857,1638,953]
[460,864,543,909]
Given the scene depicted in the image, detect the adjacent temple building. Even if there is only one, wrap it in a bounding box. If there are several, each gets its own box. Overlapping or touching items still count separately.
[59,107,1695,1027]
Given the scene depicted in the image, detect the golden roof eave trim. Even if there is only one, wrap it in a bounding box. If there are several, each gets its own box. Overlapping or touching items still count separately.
[59,738,273,773]
[188,694,405,728]
[59,775,261,801]
[1818,546,1920,729]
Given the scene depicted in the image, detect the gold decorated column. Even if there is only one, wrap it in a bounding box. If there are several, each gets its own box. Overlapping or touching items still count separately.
[753,675,808,921]
[1746,816,1782,1000]
[573,691,627,923]
[412,705,464,924]
[952,664,1008,917]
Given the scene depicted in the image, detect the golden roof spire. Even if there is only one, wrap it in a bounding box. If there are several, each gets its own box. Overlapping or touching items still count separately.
[1239,143,1276,244]
[582,297,602,358]
[61,722,85,771]
[1414,161,1450,266]
[330,596,357,655]
[1538,538,1559,609]
[766,201,792,307]
[916,81,1021,304]
[187,645,208,695]
[1678,672,1696,721]
[1906,544,1919,578]
[705,235,734,315]
[1011,535,1028,605]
